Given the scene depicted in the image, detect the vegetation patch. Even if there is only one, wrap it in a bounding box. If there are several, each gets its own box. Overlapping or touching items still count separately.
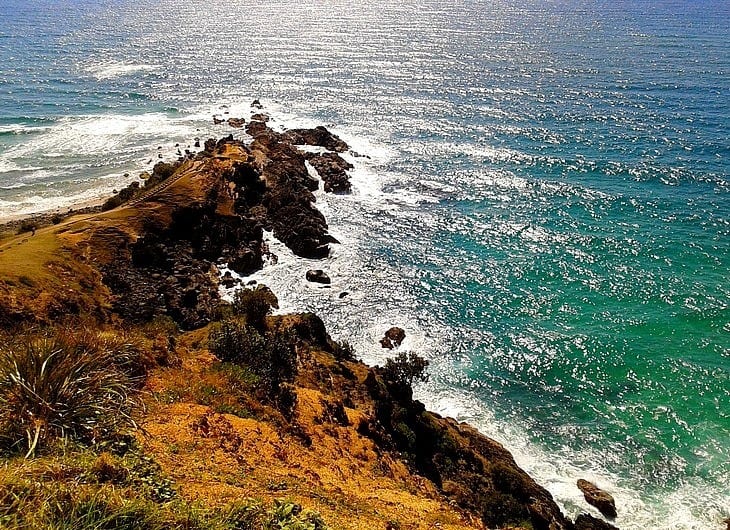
[0,327,144,456]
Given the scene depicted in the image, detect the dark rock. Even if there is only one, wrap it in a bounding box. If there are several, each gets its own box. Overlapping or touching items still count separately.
[359,367,572,530]
[380,327,406,349]
[338,291,348,299]
[281,125,349,152]
[229,247,263,276]
[251,99,263,109]
[575,514,620,530]
[227,117,246,128]
[307,152,353,194]
[306,269,331,284]
[245,119,270,138]
[213,116,225,125]
[250,113,269,122]
[577,479,617,518]
[203,138,216,152]
[220,271,238,289]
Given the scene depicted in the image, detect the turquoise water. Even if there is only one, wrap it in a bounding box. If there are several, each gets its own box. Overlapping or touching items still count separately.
[1,1,728,527]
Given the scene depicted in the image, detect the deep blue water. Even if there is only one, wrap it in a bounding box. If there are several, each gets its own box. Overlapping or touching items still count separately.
[1,1,728,528]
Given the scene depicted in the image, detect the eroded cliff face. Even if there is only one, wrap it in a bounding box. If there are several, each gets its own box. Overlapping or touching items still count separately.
[0,125,613,529]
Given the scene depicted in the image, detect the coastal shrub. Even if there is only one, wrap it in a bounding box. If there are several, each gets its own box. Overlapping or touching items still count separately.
[143,161,182,189]
[382,352,430,390]
[101,195,123,211]
[152,161,178,181]
[332,340,356,362]
[208,319,297,400]
[209,319,265,365]
[231,286,277,331]
[0,329,143,456]
[16,220,37,235]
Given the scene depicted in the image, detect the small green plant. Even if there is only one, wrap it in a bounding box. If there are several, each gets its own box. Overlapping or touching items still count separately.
[332,340,356,361]
[265,499,327,530]
[0,328,143,457]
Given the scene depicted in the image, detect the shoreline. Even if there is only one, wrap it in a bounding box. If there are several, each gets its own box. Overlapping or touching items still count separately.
[0,120,621,529]
[0,201,104,238]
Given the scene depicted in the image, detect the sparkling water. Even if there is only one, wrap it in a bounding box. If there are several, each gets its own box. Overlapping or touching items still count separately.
[1,1,728,527]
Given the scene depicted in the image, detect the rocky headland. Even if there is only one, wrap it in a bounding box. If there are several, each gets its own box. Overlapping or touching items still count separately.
[0,116,618,529]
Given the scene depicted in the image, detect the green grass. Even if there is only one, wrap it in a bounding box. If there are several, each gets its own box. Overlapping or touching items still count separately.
[0,443,329,530]
[0,327,144,456]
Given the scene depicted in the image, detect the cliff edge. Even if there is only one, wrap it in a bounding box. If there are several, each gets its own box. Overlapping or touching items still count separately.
[0,121,614,529]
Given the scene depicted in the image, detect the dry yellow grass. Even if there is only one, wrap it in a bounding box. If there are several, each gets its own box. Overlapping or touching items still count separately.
[140,334,485,530]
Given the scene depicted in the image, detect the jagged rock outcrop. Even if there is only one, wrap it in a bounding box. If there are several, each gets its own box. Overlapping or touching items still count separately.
[356,366,572,530]
[380,326,406,349]
[306,152,353,194]
[578,479,617,519]
[575,514,619,530]
[281,125,349,152]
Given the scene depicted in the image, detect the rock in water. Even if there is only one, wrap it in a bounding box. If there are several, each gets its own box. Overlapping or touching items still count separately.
[577,479,617,518]
[306,269,331,284]
[380,327,406,349]
[227,117,246,128]
[307,152,353,194]
[574,514,619,530]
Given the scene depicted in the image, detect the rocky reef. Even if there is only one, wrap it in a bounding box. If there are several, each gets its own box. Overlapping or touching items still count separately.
[0,119,619,529]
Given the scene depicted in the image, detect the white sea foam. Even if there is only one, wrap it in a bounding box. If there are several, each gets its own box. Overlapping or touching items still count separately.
[0,124,51,135]
[85,62,161,80]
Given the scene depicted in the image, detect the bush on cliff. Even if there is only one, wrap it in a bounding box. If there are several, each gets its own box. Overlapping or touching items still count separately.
[382,352,429,393]
[0,328,143,456]
[208,318,297,404]
[231,286,277,331]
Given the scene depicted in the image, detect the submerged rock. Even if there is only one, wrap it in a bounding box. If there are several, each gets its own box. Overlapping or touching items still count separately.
[577,479,617,518]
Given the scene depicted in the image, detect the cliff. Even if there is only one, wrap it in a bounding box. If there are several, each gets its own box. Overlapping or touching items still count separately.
[0,119,615,529]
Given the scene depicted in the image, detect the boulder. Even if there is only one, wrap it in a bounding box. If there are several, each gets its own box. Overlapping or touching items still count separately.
[577,479,617,518]
[251,99,263,109]
[220,271,238,289]
[227,117,246,128]
[307,152,353,194]
[228,248,263,276]
[380,327,406,349]
[250,113,269,122]
[306,269,331,284]
[574,514,619,530]
[245,119,270,138]
[281,126,349,152]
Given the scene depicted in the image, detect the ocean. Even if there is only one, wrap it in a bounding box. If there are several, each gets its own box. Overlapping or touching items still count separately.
[0,0,728,527]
